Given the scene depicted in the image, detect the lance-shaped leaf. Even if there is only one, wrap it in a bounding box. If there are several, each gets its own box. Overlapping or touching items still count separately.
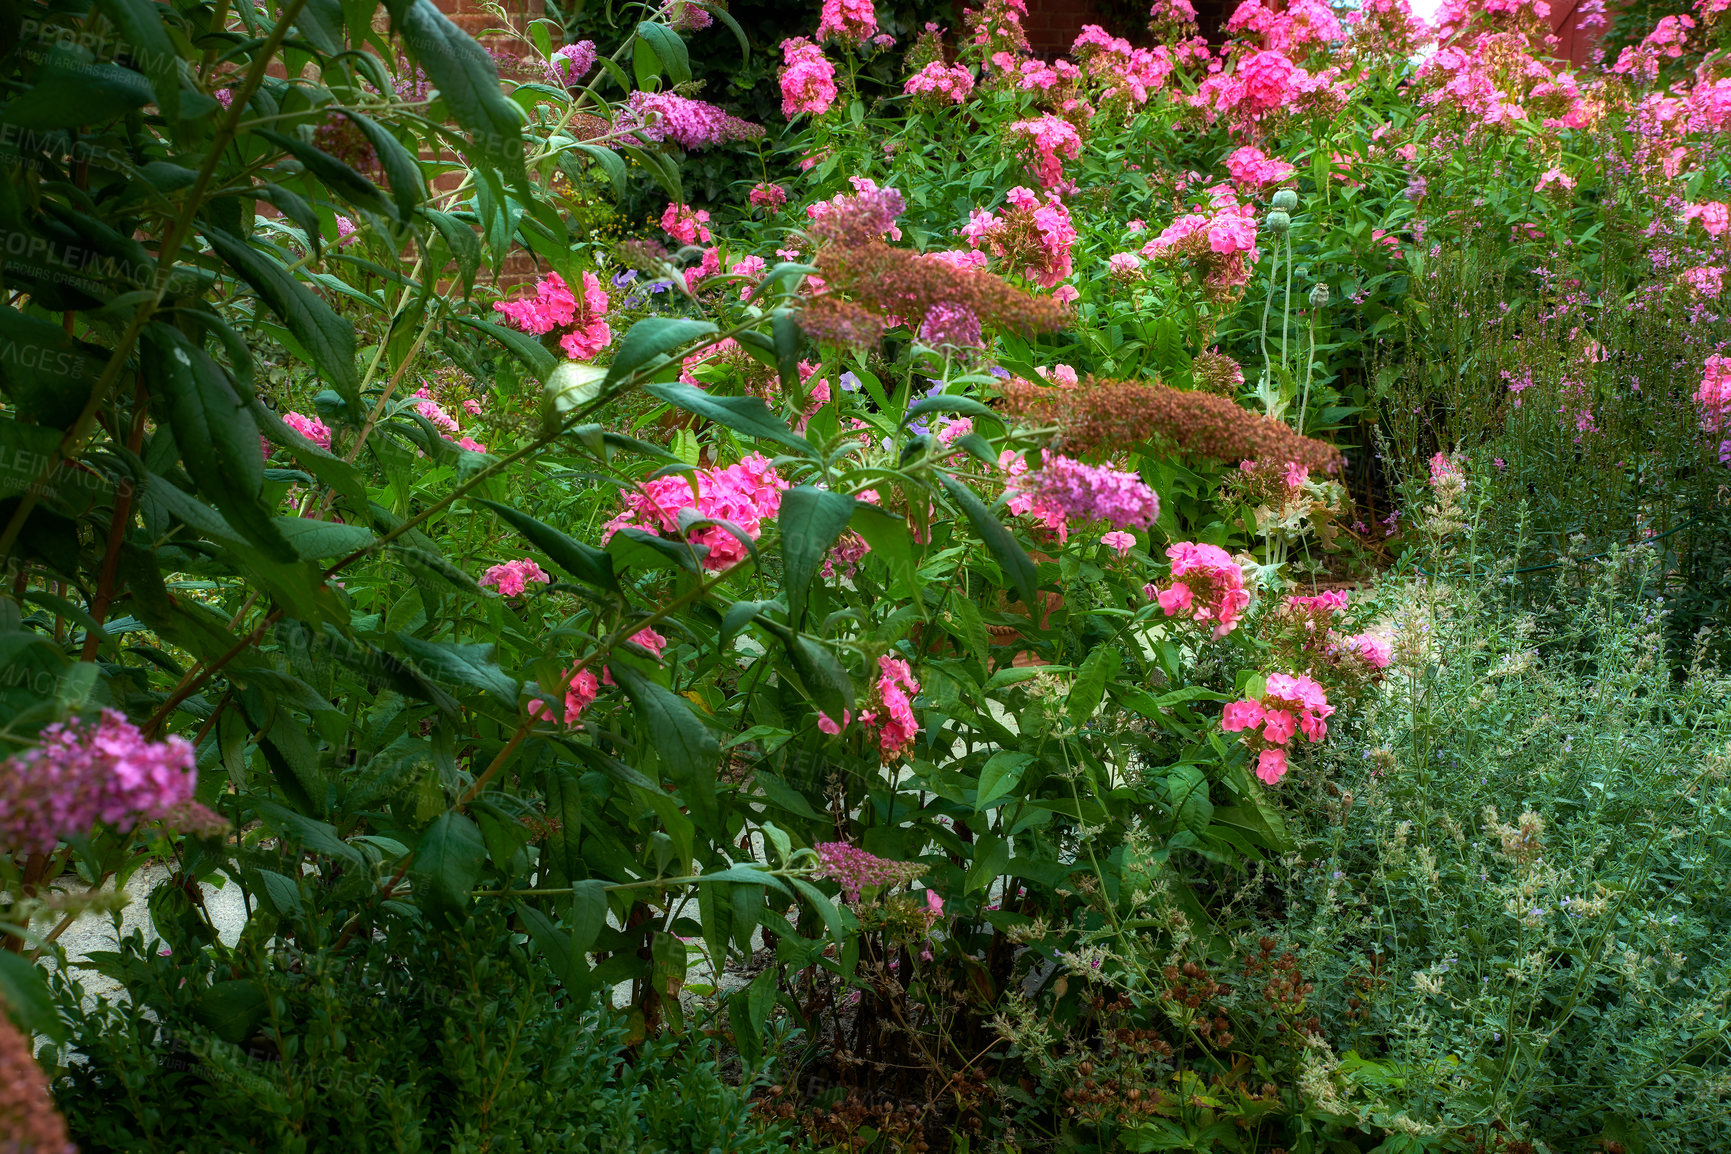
[203,227,359,406]
[937,472,1038,609]
[397,635,519,703]
[644,381,813,456]
[779,486,854,628]
[390,0,527,183]
[410,812,486,925]
[454,314,556,382]
[473,498,618,591]
[144,326,297,563]
[605,317,717,389]
[607,661,720,834]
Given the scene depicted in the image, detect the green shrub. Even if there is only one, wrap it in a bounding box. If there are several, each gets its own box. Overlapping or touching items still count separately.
[46,906,787,1154]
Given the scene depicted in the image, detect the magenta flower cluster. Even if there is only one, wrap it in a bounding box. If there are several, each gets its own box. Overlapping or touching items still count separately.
[816,0,877,44]
[1009,451,1160,536]
[0,711,196,855]
[1146,541,1251,638]
[1220,673,1334,785]
[282,410,331,451]
[1009,114,1083,189]
[817,654,922,761]
[493,270,612,361]
[624,91,764,151]
[779,38,838,118]
[904,61,975,105]
[479,558,551,598]
[602,453,788,572]
[814,840,927,902]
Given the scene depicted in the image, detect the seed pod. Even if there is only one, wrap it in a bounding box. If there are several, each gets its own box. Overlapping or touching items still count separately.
[1263,209,1291,235]
[1272,188,1299,211]
[1308,282,1331,308]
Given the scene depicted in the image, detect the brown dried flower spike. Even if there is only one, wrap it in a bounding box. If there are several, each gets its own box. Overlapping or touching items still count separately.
[1000,375,1344,473]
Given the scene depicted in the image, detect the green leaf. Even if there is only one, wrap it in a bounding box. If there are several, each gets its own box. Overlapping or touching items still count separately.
[541,764,585,882]
[570,878,610,954]
[850,504,917,595]
[779,486,854,628]
[0,306,105,428]
[423,209,483,297]
[410,812,486,924]
[192,980,270,1046]
[696,865,791,898]
[335,111,426,219]
[92,0,180,118]
[255,129,395,221]
[1166,765,1213,837]
[567,143,627,203]
[473,497,617,590]
[392,0,526,183]
[644,381,813,456]
[453,314,557,382]
[635,21,691,85]
[397,635,519,703]
[1067,645,1121,725]
[607,661,720,833]
[772,309,801,392]
[0,952,63,1041]
[2,61,152,129]
[936,473,1038,609]
[144,326,297,563]
[605,318,717,389]
[273,516,378,560]
[251,399,367,504]
[965,834,1010,895]
[902,395,1002,431]
[203,227,359,407]
[252,800,361,864]
[976,751,1034,811]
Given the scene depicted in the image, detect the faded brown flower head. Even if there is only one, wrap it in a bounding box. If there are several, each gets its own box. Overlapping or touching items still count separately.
[1000,376,1345,472]
[1192,350,1245,396]
[807,239,1069,352]
[0,1014,75,1154]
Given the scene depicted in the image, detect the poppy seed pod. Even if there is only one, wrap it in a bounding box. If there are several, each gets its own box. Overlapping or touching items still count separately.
[1263,209,1291,235]
[1308,282,1331,308]
[1272,189,1299,211]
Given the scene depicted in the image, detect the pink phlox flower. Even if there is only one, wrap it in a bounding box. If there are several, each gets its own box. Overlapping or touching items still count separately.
[1100,530,1135,556]
[479,557,552,598]
[1009,115,1083,188]
[905,61,975,104]
[1152,542,1250,637]
[282,411,331,450]
[780,37,839,118]
[1699,355,1731,432]
[602,453,789,571]
[1685,202,1729,238]
[749,183,789,211]
[529,667,599,727]
[817,0,878,43]
[661,202,713,246]
[1223,145,1296,189]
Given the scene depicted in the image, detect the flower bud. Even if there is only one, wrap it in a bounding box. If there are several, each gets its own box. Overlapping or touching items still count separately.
[1308,283,1331,308]
[1262,209,1291,235]
[1271,189,1299,211]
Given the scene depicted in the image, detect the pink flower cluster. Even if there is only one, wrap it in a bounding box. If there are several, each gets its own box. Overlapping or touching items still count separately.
[550,41,597,86]
[1141,188,1260,295]
[1224,0,1342,55]
[963,186,1077,288]
[493,271,612,361]
[1221,673,1333,785]
[814,840,927,902]
[1145,541,1251,638]
[282,410,331,450]
[1070,25,1172,104]
[806,178,907,245]
[1009,115,1083,189]
[1005,450,1160,540]
[904,61,976,105]
[479,557,551,597]
[749,183,789,211]
[625,92,765,150]
[529,667,599,727]
[818,654,922,760]
[817,0,878,44]
[1224,145,1296,190]
[603,627,670,686]
[662,201,712,246]
[1699,355,1731,433]
[602,453,788,571]
[1685,202,1729,239]
[780,38,838,118]
[0,710,196,855]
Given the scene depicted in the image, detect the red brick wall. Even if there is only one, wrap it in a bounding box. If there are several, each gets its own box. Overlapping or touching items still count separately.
[1023,0,1106,53]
